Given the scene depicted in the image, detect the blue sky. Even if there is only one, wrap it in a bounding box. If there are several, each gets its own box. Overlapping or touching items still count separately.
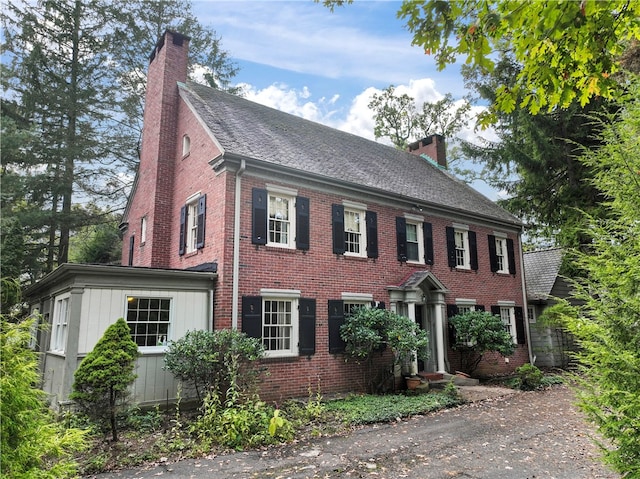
[192,1,500,198]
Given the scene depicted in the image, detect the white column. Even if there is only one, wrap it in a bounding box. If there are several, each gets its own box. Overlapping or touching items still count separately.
[407,303,418,375]
[434,296,446,373]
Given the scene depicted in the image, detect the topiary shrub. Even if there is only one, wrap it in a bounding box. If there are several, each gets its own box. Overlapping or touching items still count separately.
[164,329,265,404]
[449,311,516,376]
[70,318,139,441]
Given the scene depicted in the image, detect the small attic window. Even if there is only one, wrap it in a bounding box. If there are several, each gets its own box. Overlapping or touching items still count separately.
[182,134,191,157]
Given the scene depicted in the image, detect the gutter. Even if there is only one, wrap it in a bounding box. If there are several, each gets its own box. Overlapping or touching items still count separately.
[518,228,535,364]
[231,159,246,329]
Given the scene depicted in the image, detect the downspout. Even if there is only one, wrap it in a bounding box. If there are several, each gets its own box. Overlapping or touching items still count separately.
[518,228,535,364]
[231,159,246,330]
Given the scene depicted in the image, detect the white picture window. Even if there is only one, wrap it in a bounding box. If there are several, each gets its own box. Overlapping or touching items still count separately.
[50,296,69,353]
[495,237,508,273]
[126,297,171,349]
[262,295,299,358]
[344,208,367,256]
[454,229,470,269]
[268,192,295,248]
[500,306,518,344]
[186,199,199,254]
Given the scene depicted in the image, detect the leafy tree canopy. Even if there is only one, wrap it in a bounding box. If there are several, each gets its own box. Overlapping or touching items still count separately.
[321,1,640,120]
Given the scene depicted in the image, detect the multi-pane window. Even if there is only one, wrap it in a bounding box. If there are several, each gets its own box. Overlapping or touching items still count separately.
[344,209,365,255]
[263,298,297,357]
[454,230,469,268]
[268,193,293,247]
[344,301,369,318]
[500,306,517,343]
[126,297,171,348]
[406,222,421,262]
[495,237,508,273]
[186,200,199,254]
[50,297,69,352]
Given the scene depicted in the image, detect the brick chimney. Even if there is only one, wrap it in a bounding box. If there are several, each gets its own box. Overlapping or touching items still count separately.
[407,134,447,169]
[123,30,190,268]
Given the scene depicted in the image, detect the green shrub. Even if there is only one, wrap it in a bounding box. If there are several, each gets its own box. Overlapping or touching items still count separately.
[70,318,139,441]
[515,364,544,391]
[164,329,264,403]
[191,392,293,450]
[449,311,516,376]
[1,318,88,478]
[340,307,429,393]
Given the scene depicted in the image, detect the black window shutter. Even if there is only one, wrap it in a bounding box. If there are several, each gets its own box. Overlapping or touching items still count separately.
[331,204,345,255]
[469,230,478,271]
[179,205,187,255]
[423,222,434,265]
[447,304,459,345]
[241,296,263,339]
[396,217,407,262]
[328,299,345,354]
[507,238,517,275]
[446,226,456,268]
[298,298,316,356]
[366,210,378,258]
[488,235,498,272]
[128,235,135,266]
[490,305,500,316]
[296,196,310,250]
[476,305,486,312]
[515,306,526,344]
[252,188,268,245]
[196,195,206,249]
[377,301,386,310]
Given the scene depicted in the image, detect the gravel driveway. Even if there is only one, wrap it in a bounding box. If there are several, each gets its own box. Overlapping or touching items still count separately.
[93,384,618,479]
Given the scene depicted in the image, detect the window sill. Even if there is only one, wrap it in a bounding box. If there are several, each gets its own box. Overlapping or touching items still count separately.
[138,346,168,355]
[265,244,297,253]
[342,254,369,261]
[47,350,66,357]
[262,354,300,363]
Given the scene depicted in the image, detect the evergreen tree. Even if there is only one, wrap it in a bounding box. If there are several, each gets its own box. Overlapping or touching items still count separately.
[1,307,87,477]
[70,318,139,442]
[544,80,640,475]
[459,52,610,249]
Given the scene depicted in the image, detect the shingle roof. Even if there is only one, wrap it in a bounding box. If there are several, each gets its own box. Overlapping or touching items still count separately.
[180,81,521,226]
[523,248,564,300]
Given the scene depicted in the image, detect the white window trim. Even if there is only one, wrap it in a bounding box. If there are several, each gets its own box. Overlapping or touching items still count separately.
[260,289,300,358]
[497,301,517,344]
[50,295,70,353]
[266,188,296,249]
[341,292,373,302]
[454,229,471,269]
[343,206,367,257]
[495,237,509,274]
[182,134,190,156]
[140,216,147,244]
[528,306,537,324]
[405,218,425,264]
[125,296,173,353]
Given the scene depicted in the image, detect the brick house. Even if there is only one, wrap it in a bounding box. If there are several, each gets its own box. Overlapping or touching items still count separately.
[116,29,532,399]
[27,29,531,408]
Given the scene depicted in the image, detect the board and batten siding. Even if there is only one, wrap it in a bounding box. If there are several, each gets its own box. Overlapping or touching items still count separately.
[76,287,210,405]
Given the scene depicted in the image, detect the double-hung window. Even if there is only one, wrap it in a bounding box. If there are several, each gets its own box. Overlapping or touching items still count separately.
[268,190,295,248]
[251,187,309,250]
[499,305,517,344]
[50,296,69,353]
[332,202,378,258]
[446,225,477,270]
[126,297,172,349]
[488,233,516,275]
[242,290,316,358]
[405,221,422,262]
[344,208,365,255]
[179,193,206,255]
